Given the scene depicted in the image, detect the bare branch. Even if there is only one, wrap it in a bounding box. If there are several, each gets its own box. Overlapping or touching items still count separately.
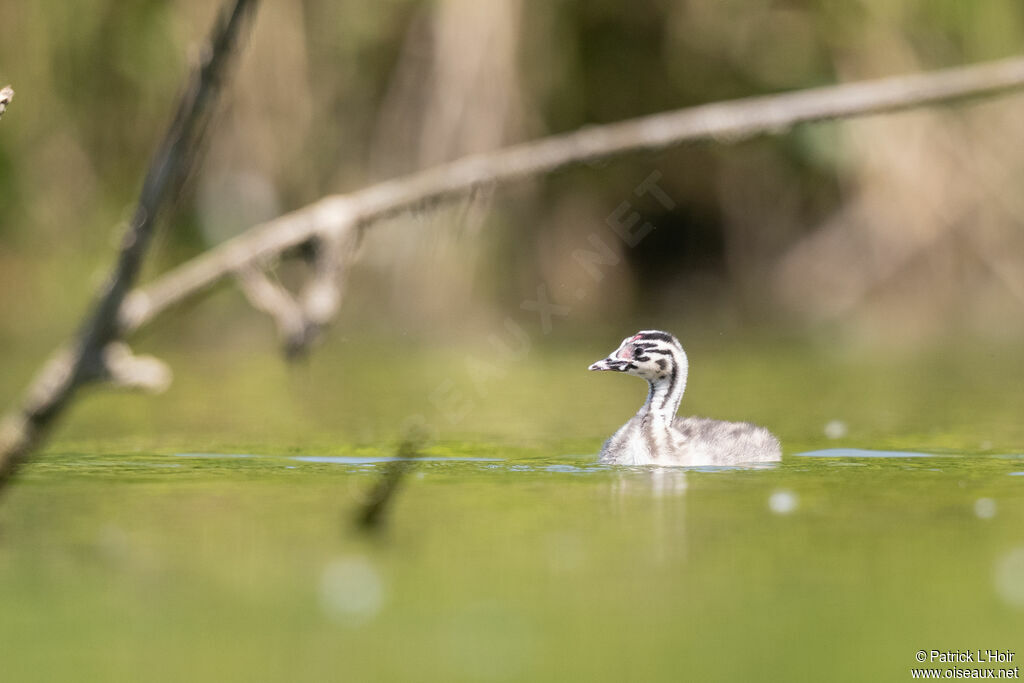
[232,228,354,357]
[101,342,173,393]
[122,56,1024,335]
[0,0,259,486]
[235,265,310,356]
[300,233,348,329]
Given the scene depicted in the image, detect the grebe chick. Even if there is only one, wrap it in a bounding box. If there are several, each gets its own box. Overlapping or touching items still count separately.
[589,330,781,466]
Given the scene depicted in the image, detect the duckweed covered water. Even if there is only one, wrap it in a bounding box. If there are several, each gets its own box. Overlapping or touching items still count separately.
[1,338,1022,681]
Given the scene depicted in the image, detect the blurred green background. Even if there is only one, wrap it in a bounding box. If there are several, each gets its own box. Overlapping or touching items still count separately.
[2,0,1024,440]
[1,3,1024,681]
[3,0,1024,380]
[3,0,1024,449]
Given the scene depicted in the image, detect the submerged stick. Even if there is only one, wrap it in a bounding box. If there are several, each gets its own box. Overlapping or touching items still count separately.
[356,437,424,532]
[0,0,259,487]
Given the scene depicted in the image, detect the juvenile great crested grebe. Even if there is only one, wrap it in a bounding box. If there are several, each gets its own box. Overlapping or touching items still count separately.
[589,330,781,466]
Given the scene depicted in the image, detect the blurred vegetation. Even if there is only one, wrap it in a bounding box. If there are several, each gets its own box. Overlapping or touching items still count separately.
[2,0,1024,409]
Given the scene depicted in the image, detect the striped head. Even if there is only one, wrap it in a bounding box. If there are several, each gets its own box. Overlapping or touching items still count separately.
[588,330,688,383]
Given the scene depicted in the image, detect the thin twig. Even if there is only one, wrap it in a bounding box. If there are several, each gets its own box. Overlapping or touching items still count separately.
[0,0,259,486]
[120,55,1024,334]
[235,265,310,355]
[230,231,351,357]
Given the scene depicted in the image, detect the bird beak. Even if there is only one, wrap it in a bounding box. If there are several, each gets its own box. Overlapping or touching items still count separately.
[588,355,621,371]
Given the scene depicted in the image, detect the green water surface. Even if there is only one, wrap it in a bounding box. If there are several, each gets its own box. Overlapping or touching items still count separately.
[1,338,1022,682]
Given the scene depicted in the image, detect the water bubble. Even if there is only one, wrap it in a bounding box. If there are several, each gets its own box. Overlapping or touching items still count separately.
[319,555,384,625]
[974,498,997,520]
[769,489,798,515]
[824,420,847,440]
[994,547,1024,609]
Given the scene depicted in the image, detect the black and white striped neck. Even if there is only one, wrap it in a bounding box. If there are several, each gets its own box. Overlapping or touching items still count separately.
[640,365,686,423]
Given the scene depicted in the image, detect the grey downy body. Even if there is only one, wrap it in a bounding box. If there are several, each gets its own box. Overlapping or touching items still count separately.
[589,330,781,466]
